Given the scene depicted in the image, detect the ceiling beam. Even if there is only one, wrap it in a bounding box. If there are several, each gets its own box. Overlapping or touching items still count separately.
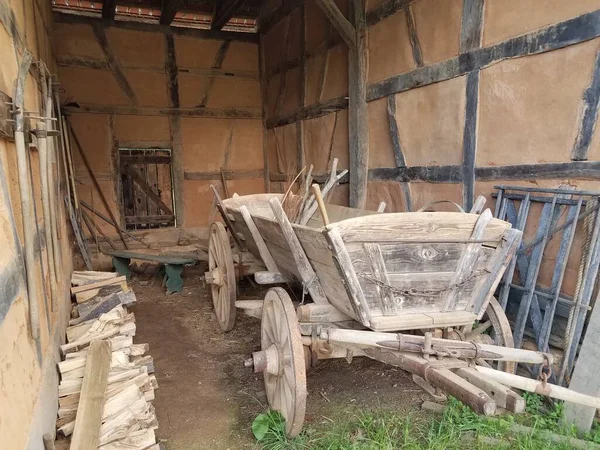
[160,0,183,25]
[211,0,245,30]
[314,0,356,48]
[102,0,116,20]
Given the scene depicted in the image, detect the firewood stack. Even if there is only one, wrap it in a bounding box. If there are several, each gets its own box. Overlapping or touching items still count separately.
[55,271,160,450]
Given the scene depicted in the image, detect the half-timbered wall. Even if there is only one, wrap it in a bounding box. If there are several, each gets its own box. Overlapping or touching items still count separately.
[0,0,74,447]
[261,0,600,213]
[54,16,264,230]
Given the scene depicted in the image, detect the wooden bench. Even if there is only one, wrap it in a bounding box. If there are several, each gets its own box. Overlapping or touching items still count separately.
[104,250,197,294]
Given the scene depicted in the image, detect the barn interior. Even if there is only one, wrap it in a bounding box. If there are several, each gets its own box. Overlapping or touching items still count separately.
[2,0,600,448]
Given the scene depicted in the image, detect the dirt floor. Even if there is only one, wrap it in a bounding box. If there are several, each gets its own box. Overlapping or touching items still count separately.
[130,262,428,449]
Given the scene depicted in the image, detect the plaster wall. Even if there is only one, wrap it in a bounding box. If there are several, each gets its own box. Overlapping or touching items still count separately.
[0,0,74,448]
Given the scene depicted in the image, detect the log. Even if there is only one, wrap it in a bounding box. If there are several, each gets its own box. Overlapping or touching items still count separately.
[70,340,111,450]
[475,366,600,409]
[321,328,553,365]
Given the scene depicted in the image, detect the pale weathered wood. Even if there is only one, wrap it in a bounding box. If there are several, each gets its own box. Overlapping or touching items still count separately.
[254,271,290,284]
[324,227,372,325]
[363,243,395,315]
[70,340,111,450]
[443,209,493,311]
[268,197,329,304]
[475,366,600,409]
[310,184,330,226]
[240,205,279,272]
[455,368,525,413]
[369,311,477,332]
[296,304,352,323]
[71,276,127,294]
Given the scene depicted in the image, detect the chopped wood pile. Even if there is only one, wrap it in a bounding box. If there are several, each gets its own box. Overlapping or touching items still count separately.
[56,271,160,450]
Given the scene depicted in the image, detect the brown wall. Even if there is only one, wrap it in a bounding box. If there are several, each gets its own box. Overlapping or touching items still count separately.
[54,19,264,232]
[0,0,74,447]
[261,0,600,210]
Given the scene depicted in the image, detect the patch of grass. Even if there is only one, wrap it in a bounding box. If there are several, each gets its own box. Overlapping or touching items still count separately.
[254,395,599,450]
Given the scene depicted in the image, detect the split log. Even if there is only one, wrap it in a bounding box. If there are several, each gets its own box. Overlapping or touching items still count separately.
[70,340,111,450]
[71,276,127,295]
[71,271,118,286]
[97,428,156,450]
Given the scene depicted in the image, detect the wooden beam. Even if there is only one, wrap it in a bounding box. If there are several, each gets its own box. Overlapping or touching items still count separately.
[405,5,423,67]
[476,161,600,181]
[348,0,369,208]
[367,10,600,102]
[212,0,245,30]
[386,94,412,211]
[462,70,480,210]
[572,48,600,161]
[259,0,303,34]
[184,168,263,180]
[69,341,111,450]
[266,96,347,128]
[65,104,261,118]
[165,31,185,226]
[161,0,183,25]
[198,41,231,107]
[366,0,411,26]
[460,0,484,52]
[102,0,116,21]
[314,0,356,48]
[91,24,138,105]
[54,11,259,43]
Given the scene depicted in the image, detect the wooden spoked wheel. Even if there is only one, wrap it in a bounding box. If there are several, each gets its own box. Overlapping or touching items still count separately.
[259,288,306,437]
[464,297,516,374]
[206,222,236,332]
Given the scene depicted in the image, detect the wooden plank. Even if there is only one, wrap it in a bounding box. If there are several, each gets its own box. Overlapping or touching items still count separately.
[69,340,111,450]
[240,205,278,272]
[314,0,356,48]
[325,227,372,325]
[125,215,175,225]
[572,48,600,161]
[71,276,126,294]
[268,197,329,304]
[120,154,171,165]
[348,0,368,208]
[212,0,245,30]
[455,367,525,413]
[367,10,600,102]
[363,243,395,315]
[329,212,510,244]
[65,103,261,118]
[442,208,492,312]
[370,311,476,331]
[462,70,480,211]
[563,275,600,432]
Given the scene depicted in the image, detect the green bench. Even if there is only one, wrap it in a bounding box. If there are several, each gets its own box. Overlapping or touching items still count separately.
[104,250,197,294]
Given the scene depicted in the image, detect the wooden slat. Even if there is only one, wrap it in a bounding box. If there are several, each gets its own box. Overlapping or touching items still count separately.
[370,311,477,332]
[70,340,111,450]
[442,209,492,311]
[363,243,395,315]
[240,205,278,273]
[330,212,510,245]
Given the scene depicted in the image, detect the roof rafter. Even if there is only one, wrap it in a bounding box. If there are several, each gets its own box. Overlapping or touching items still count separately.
[102,0,117,20]
[211,0,246,30]
[160,0,184,25]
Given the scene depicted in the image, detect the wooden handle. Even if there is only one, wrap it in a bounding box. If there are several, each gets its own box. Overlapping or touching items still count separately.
[310,184,330,226]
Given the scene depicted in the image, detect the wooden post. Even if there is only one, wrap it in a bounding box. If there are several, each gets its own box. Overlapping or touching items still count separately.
[563,294,600,433]
[348,0,369,208]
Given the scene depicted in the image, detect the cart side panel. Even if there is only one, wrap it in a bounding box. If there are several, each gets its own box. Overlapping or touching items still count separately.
[293,225,363,320]
[229,209,262,260]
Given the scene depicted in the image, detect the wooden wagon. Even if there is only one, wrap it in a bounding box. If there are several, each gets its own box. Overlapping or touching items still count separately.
[206,187,593,437]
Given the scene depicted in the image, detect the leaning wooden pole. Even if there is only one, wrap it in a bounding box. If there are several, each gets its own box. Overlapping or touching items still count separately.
[66,117,129,249]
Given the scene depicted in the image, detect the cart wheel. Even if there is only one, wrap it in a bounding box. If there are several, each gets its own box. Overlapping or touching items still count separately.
[206,222,236,332]
[464,296,515,374]
[253,288,307,437]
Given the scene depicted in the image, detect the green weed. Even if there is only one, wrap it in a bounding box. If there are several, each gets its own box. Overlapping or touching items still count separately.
[253,395,599,450]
